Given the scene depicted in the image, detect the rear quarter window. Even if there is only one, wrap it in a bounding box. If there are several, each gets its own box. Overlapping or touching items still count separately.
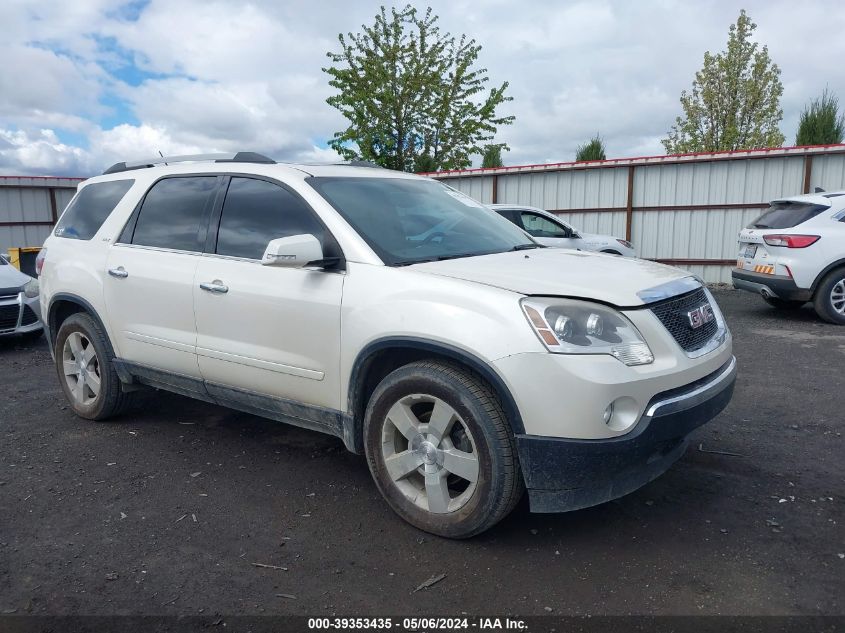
[54,180,135,240]
[748,201,829,230]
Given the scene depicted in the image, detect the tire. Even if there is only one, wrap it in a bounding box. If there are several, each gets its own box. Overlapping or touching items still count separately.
[762,296,806,310]
[363,360,524,538]
[54,312,134,420]
[813,268,845,325]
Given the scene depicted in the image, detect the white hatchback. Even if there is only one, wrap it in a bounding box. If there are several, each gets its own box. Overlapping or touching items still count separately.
[39,153,735,537]
[732,191,845,324]
[489,204,637,256]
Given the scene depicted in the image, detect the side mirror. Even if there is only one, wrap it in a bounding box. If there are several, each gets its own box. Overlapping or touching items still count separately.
[261,234,324,268]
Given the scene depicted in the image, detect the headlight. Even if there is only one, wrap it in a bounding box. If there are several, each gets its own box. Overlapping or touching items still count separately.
[23,279,39,298]
[521,298,654,366]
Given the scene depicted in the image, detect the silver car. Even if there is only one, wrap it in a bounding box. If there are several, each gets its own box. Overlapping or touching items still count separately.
[490,204,637,257]
[0,254,42,339]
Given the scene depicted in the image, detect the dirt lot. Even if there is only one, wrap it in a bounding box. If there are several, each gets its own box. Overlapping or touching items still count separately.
[1,289,842,617]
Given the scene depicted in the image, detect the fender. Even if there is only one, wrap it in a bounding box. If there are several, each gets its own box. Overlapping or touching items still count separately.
[811,258,845,291]
[46,293,115,361]
[346,337,526,453]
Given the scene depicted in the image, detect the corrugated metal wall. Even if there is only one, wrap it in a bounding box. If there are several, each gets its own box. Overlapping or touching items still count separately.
[435,146,845,283]
[0,176,80,257]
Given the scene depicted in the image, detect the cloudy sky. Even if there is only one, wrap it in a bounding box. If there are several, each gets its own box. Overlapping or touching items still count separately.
[1,0,843,176]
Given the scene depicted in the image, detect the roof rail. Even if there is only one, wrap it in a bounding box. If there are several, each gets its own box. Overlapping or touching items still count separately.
[102,151,275,175]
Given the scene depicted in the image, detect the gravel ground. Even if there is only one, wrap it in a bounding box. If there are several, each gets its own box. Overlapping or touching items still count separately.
[0,289,842,616]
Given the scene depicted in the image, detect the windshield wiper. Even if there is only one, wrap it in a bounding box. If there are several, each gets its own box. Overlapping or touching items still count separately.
[512,243,542,251]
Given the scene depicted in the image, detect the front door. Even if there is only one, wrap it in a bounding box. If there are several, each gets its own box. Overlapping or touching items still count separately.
[193,176,344,412]
[518,211,581,249]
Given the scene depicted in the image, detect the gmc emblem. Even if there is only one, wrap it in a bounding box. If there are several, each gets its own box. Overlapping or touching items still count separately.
[687,304,715,329]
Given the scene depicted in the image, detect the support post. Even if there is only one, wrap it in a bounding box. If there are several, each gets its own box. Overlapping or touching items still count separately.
[802,155,813,194]
[625,165,634,242]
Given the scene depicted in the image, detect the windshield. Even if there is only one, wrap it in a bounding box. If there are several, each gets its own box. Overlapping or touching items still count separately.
[307,177,539,266]
[748,201,829,229]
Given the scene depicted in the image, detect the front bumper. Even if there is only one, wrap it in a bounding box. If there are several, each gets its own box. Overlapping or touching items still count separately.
[516,356,737,513]
[732,269,812,302]
[0,291,43,337]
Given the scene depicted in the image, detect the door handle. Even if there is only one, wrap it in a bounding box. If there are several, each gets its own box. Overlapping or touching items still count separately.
[108,267,129,279]
[199,280,228,294]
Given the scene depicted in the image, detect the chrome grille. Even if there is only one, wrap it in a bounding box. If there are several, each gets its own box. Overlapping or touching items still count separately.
[649,288,718,352]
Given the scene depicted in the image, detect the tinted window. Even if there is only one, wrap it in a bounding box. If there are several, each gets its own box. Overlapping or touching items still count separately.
[216,178,325,259]
[520,212,569,238]
[748,201,829,229]
[308,178,537,266]
[54,180,134,240]
[132,177,217,251]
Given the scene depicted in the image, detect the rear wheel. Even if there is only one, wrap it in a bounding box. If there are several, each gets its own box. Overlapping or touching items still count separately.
[363,360,523,538]
[762,295,806,310]
[55,312,133,419]
[813,268,845,325]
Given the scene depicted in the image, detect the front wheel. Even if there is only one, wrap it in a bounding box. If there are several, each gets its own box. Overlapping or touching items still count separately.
[813,268,845,325]
[363,360,523,538]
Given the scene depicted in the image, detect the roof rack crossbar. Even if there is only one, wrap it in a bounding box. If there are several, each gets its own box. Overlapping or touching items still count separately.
[103,152,275,175]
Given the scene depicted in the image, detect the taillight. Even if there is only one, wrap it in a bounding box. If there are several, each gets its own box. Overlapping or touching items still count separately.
[763,235,820,248]
[35,248,47,276]
[617,239,633,249]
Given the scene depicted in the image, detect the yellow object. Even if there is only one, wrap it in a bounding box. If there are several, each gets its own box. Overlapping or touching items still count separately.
[6,247,43,272]
[753,264,775,275]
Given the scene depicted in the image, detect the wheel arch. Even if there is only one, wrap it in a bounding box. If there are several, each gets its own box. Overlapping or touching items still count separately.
[811,259,845,293]
[346,337,525,454]
[47,293,114,358]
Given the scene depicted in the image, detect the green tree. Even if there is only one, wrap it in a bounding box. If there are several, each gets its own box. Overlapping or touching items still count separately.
[575,135,606,161]
[795,88,845,146]
[481,143,506,168]
[323,5,514,172]
[662,10,784,154]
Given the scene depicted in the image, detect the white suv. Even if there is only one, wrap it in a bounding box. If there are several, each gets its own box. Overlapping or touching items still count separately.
[39,153,736,538]
[733,191,845,324]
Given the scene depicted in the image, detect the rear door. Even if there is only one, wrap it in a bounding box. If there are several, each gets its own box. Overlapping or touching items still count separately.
[193,176,344,411]
[104,175,221,377]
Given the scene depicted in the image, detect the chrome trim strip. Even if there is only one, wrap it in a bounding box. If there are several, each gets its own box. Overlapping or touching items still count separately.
[195,346,325,381]
[112,243,201,256]
[637,276,702,304]
[645,356,737,419]
[125,331,196,354]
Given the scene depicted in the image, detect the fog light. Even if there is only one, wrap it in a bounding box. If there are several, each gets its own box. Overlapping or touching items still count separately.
[603,403,614,425]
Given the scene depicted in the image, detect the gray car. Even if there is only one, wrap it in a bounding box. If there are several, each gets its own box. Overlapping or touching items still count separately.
[0,254,42,339]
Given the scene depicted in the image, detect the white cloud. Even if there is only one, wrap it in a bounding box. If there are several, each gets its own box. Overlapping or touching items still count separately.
[1,0,845,175]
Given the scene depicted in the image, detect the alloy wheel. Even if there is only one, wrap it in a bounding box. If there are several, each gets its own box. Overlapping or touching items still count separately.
[380,394,480,514]
[831,279,845,316]
[62,331,101,406]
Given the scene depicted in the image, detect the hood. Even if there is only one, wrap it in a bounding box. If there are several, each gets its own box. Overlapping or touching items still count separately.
[409,248,692,307]
[0,262,31,293]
